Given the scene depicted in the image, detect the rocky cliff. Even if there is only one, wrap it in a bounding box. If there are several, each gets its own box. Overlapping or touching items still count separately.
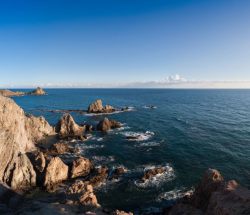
[0,95,54,190]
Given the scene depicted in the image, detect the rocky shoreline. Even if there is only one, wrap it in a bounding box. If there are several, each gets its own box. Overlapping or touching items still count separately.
[0,95,249,214]
[0,87,47,97]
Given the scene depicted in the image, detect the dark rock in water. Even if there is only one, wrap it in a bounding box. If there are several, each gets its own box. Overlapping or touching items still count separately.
[88,166,109,188]
[71,157,92,179]
[126,135,140,140]
[142,167,166,182]
[55,113,85,140]
[27,87,46,95]
[110,167,126,180]
[97,117,122,132]
[44,157,68,191]
[167,168,250,215]
[87,99,116,113]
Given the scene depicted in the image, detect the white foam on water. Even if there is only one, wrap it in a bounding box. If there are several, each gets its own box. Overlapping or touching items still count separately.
[143,105,157,109]
[121,131,155,141]
[135,141,160,147]
[134,164,175,188]
[91,155,115,164]
[157,188,194,202]
[84,107,135,116]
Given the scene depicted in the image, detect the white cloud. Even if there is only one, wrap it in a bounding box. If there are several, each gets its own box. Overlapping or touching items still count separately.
[164,74,186,83]
[2,74,250,89]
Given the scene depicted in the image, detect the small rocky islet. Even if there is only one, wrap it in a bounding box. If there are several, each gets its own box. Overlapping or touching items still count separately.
[0,95,249,214]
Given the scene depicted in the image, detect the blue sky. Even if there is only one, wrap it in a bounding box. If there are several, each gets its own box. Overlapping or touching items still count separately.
[0,0,250,87]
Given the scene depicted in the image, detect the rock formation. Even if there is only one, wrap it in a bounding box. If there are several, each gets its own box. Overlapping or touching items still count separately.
[87,99,115,113]
[97,117,122,132]
[44,157,68,191]
[55,113,85,140]
[142,167,166,182]
[0,96,54,190]
[79,184,100,207]
[71,157,92,179]
[0,89,25,97]
[167,169,250,215]
[27,87,46,95]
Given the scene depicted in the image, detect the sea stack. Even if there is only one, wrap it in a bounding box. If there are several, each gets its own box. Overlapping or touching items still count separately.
[28,87,46,95]
[87,99,115,113]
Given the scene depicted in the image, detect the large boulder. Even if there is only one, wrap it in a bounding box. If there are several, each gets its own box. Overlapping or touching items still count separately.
[71,157,92,179]
[87,99,115,113]
[44,157,68,191]
[0,96,54,190]
[97,117,121,132]
[27,87,46,95]
[55,114,85,140]
[3,154,36,190]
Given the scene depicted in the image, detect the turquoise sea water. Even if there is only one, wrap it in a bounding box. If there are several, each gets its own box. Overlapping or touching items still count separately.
[12,89,250,212]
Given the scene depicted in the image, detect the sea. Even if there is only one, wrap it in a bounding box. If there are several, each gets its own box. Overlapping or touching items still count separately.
[12,89,250,213]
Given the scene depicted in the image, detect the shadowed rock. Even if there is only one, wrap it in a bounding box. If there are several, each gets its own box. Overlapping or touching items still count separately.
[88,166,109,187]
[167,169,250,215]
[97,117,122,132]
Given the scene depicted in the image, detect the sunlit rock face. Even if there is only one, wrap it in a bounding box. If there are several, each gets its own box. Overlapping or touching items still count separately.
[0,96,54,190]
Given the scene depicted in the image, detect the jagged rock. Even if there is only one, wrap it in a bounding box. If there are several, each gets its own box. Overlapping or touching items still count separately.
[103,104,115,113]
[97,117,121,132]
[110,167,126,180]
[0,89,25,97]
[192,169,224,210]
[71,157,92,179]
[87,99,115,113]
[79,184,100,207]
[68,180,87,194]
[4,154,36,190]
[55,114,85,140]
[49,142,72,154]
[44,157,68,191]
[27,87,46,95]
[25,114,55,144]
[112,210,134,215]
[88,166,109,187]
[142,167,166,182]
[67,181,100,208]
[88,99,103,113]
[0,96,53,190]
